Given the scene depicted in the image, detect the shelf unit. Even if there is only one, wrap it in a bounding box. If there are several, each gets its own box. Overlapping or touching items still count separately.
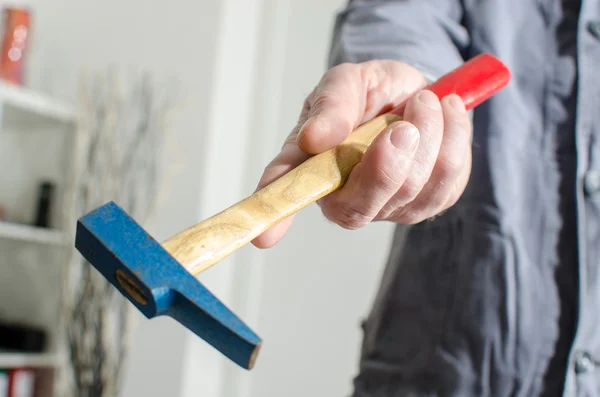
[0,352,60,369]
[0,80,76,397]
[0,221,67,246]
[0,81,75,122]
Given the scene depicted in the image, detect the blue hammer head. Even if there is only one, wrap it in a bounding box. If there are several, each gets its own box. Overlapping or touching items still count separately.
[74,201,261,370]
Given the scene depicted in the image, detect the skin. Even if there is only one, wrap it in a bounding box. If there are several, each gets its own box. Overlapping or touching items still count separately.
[251,59,473,249]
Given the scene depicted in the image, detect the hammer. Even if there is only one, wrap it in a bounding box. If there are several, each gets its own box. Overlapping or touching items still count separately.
[74,53,511,370]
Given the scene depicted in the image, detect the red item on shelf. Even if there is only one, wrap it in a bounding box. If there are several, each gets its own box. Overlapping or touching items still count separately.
[7,369,35,397]
[0,7,30,85]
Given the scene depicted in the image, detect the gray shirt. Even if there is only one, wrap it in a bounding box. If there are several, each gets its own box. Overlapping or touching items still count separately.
[328,0,600,396]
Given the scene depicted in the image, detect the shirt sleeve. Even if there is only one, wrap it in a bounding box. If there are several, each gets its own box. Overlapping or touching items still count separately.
[328,0,471,81]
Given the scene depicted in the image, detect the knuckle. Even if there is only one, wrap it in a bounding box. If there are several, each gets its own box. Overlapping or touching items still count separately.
[301,87,318,116]
[427,187,451,212]
[373,166,405,195]
[403,214,425,225]
[437,151,465,179]
[311,91,339,110]
[320,63,356,89]
[420,117,444,136]
[303,88,316,109]
[359,60,386,90]
[377,201,398,219]
[456,116,472,133]
[301,98,312,117]
[331,202,373,230]
[395,185,450,224]
[435,126,470,179]
[398,177,423,200]
[445,118,471,138]
[419,181,450,208]
[392,206,424,225]
[314,62,360,101]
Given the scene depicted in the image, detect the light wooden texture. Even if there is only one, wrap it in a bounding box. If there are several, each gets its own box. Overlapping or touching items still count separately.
[162,113,402,275]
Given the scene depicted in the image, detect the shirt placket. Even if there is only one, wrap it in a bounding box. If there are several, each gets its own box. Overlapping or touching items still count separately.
[563,1,600,395]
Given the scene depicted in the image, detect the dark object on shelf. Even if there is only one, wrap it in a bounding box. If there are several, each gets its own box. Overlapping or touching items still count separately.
[34,181,54,228]
[0,7,30,85]
[0,322,46,353]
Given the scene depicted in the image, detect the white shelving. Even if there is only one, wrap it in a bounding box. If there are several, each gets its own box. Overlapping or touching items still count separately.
[0,81,75,123]
[0,221,67,245]
[0,352,60,368]
[0,80,76,397]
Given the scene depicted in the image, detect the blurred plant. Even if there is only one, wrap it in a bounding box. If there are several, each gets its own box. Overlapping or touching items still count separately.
[59,69,178,397]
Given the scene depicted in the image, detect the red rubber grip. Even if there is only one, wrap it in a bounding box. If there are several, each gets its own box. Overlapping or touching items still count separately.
[400,53,511,112]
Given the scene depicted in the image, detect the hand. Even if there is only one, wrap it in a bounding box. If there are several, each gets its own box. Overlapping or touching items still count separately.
[252,59,472,249]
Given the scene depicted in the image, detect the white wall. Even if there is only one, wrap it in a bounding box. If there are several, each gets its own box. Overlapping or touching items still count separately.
[15,0,397,395]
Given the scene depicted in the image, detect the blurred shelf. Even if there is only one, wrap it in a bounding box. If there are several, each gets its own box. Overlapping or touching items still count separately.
[0,81,75,123]
[0,221,66,245]
[0,352,59,368]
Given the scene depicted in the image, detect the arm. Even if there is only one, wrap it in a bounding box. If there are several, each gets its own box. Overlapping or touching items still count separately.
[328,0,470,80]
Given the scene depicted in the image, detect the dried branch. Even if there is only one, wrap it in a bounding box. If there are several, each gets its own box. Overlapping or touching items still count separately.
[59,69,179,397]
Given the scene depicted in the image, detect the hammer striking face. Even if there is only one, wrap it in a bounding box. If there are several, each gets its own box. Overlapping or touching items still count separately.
[75,201,261,369]
[74,54,511,370]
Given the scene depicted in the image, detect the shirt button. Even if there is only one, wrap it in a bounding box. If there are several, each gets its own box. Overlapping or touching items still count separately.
[584,170,600,195]
[574,351,596,374]
[588,21,600,39]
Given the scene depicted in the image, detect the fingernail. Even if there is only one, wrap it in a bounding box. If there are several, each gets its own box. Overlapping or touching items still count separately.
[296,117,314,143]
[417,90,441,110]
[447,94,466,112]
[390,123,419,151]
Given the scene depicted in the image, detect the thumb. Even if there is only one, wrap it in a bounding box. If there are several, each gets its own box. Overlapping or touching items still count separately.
[251,64,365,248]
[296,63,364,154]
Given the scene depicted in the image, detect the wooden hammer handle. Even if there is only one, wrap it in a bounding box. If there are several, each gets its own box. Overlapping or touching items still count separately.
[162,54,511,276]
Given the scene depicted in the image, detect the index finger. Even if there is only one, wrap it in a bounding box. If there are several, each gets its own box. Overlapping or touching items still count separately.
[298,60,428,154]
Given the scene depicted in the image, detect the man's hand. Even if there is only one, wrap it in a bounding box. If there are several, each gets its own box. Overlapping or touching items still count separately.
[252,59,472,249]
